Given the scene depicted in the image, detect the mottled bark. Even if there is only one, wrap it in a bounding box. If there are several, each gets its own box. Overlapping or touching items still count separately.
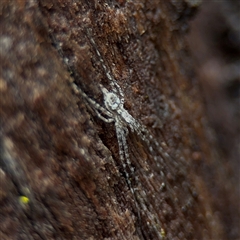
[0,1,239,240]
[187,1,240,239]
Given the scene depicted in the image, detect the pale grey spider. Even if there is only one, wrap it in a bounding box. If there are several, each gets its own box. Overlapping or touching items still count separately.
[72,81,165,239]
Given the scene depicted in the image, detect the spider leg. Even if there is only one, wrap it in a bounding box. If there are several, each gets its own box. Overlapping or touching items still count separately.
[115,123,132,194]
[93,109,114,123]
[72,82,114,123]
[115,122,142,219]
[118,123,163,239]
[112,81,125,105]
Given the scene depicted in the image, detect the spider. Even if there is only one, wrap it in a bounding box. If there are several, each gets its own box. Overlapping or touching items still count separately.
[72,81,164,239]
[61,28,166,238]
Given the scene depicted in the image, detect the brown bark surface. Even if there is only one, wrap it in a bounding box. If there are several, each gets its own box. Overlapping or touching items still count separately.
[0,0,239,240]
[187,1,240,239]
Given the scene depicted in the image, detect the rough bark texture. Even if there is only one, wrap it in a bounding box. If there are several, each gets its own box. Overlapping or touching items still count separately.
[187,1,240,239]
[0,0,239,240]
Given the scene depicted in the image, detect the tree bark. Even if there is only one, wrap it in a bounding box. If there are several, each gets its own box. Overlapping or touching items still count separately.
[0,0,238,240]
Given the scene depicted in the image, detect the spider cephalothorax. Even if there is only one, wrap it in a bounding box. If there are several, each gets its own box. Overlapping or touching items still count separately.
[101,87,122,111]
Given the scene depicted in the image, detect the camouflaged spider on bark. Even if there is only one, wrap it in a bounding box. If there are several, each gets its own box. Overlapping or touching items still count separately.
[72,80,165,239]
[72,81,144,186]
[61,29,166,238]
